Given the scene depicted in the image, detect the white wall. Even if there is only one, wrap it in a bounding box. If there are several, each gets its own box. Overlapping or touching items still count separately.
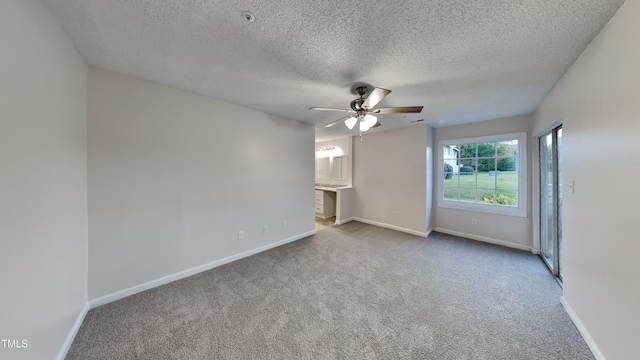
[336,188,355,224]
[88,68,315,301]
[534,1,639,358]
[433,114,533,250]
[352,125,429,236]
[0,1,88,359]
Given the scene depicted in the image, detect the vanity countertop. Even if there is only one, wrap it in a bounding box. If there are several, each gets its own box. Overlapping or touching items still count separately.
[315,185,353,192]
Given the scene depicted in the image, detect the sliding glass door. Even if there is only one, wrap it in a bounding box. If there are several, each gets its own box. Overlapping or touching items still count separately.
[540,126,562,278]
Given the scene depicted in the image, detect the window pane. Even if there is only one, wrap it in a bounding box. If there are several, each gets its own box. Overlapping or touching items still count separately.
[497,156,517,172]
[497,140,518,157]
[459,158,476,174]
[478,188,496,204]
[458,174,477,189]
[477,172,497,189]
[477,142,496,157]
[497,171,518,190]
[443,186,459,201]
[477,158,496,172]
[443,158,456,178]
[495,189,518,206]
[459,144,476,158]
[444,171,454,180]
[478,190,518,206]
[443,145,459,160]
[458,187,477,203]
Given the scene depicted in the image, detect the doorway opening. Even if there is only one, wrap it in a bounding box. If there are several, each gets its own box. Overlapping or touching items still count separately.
[315,216,336,231]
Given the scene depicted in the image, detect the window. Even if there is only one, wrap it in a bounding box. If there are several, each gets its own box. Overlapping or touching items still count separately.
[439,132,527,217]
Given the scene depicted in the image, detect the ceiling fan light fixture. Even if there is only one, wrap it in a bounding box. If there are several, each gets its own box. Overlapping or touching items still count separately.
[344,116,357,129]
[363,114,377,127]
[359,120,371,132]
[310,85,423,131]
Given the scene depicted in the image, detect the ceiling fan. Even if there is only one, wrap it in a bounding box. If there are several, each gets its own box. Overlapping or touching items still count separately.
[309,86,423,132]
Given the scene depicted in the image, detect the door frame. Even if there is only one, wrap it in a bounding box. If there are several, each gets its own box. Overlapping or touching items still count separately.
[531,120,563,280]
[535,123,563,279]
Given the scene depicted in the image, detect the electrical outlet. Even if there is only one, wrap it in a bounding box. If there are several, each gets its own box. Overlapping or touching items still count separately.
[263,225,268,234]
[282,220,287,228]
[393,211,397,217]
[471,218,477,225]
[238,231,245,240]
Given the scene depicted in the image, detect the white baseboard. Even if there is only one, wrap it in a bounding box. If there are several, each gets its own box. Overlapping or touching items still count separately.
[353,218,428,237]
[432,227,533,252]
[334,217,355,225]
[56,301,89,360]
[89,230,315,308]
[560,296,605,360]
[331,217,431,238]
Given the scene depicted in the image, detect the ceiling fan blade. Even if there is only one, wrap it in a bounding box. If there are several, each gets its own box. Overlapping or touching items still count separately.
[324,115,353,128]
[361,87,391,109]
[309,107,353,112]
[373,106,423,114]
[372,121,382,128]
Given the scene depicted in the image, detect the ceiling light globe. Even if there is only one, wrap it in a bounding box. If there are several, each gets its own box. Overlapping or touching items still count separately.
[344,116,357,129]
[364,114,377,127]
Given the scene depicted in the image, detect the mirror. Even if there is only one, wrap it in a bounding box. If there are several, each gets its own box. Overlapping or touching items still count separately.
[332,156,348,179]
[317,157,330,179]
[333,157,342,179]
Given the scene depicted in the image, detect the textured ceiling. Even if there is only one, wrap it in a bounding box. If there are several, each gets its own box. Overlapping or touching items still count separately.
[42,0,624,141]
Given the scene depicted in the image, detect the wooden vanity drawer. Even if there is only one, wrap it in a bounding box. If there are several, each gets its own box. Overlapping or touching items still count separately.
[314,189,336,219]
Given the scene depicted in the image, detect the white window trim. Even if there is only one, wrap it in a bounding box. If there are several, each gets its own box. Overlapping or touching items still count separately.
[438,132,527,218]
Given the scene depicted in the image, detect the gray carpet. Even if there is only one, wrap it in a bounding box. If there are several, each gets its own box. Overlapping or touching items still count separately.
[67,222,593,359]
